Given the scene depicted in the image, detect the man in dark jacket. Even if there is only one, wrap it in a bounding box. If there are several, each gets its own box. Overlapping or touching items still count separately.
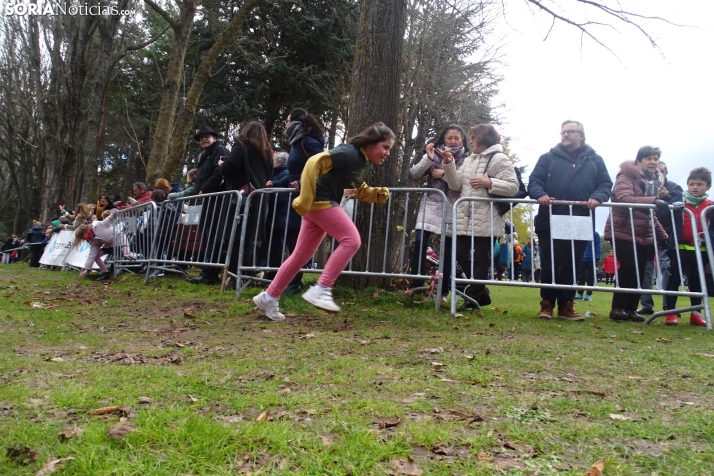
[188,125,230,285]
[637,160,683,314]
[528,120,613,321]
[26,221,45,267]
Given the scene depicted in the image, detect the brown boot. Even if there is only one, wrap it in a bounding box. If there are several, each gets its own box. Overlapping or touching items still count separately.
[537,299,553,319]
[558,301,584,321]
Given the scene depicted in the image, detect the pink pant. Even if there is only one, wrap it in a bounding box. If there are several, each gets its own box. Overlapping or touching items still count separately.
[267,206,360,297]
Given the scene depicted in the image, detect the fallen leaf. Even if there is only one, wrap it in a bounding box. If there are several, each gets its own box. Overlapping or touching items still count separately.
[300,333,315,339]
[137,396,152,404]
[30,302,45,308]
[58,424,83,440]
[609,414,632,421]
[36,456,75,476]
[183,311,196,318]
[188,395,198,402]
[6,447,37,465]
[464,355,474,360]
[491,307,500,312]
[392,457,422,475]
[88,406,129,416]
[656,337,672,343]
[376,417,400,429]
[255,410,270,422]
[107,422,134,439]
[430,362,445,367]
[320,434,333,447]
[278,388,292,395]
[632,330,644,335]
[476,450,491,462]
[510,326,515,332]
[372,292,379,299]
[586,460,605,476]
[46,357,65,362]
[422,347,444,354]
[453,313,464,318]
[695,353,714,359]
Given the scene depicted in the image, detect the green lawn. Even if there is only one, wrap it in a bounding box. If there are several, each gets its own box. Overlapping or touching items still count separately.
[1,265,713,475]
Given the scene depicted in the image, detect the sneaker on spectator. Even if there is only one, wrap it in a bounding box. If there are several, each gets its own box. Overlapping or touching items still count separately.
[574,293,584,300]
[584,295,592,301]
[690,311,707,327]
[302,285,340,313]
[124,252,139,260]
[149,269,165,278]
[253,292,285,321]
[664,313,678,326]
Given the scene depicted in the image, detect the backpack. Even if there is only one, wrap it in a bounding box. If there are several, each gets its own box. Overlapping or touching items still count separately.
[483,152,528,216]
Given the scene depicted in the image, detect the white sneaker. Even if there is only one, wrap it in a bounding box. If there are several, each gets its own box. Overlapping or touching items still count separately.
[253,292,285,321]
[301,285,340,313]
[124,252,138,260]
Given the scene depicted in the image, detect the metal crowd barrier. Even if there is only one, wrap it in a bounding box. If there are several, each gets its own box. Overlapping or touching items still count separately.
[233,188,449,309]
[449,197,712,329]
[144,190,243,286]
[111,201,157,279]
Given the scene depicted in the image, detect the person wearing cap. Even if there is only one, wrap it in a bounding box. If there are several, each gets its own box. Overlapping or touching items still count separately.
[187,125,230,285]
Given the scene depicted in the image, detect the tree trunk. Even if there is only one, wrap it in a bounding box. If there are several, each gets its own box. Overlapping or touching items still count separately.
[145,0,198,184]
[342,0,406,288]
[162,0,261,180]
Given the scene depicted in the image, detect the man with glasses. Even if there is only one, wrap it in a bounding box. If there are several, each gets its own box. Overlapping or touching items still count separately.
[528,120,613,321]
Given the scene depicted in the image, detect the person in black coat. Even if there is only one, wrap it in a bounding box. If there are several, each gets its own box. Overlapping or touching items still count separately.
[260,152,289,275]
[528,120,613,320]
[274,108,326,294]
[26,220,45,267]
[201,121,273,283]
[187,125,230,285]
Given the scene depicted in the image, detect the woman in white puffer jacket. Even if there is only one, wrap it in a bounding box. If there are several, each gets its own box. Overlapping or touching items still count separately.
[442,124,519,310]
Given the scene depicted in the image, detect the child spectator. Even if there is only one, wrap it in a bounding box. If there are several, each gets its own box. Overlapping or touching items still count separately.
[168,168,198,200]
[73,210,137,281]
[663,167,713,326]
[602,250,619,284]
[576,231,602,301]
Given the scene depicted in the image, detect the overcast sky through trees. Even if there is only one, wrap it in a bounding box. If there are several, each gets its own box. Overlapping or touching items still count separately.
[492,0,713,231]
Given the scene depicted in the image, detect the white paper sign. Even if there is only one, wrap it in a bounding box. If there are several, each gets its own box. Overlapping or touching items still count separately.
[181,205,203,225]
[549,215,594,241]
[39,230,74,266]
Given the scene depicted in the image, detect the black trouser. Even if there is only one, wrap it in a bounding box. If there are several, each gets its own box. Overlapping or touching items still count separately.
[537,231,587,309]
[409,230,452,296]
[521,269,532,282]
[604,273,614,284]
[577,261,596,295]
[29,245,43,267]
[611,239,653,312]
[664,248,708,311]
[455,235,492,300]
[198,200,232,280]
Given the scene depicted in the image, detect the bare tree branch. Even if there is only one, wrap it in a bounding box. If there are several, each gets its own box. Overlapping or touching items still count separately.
[143,0,179,31]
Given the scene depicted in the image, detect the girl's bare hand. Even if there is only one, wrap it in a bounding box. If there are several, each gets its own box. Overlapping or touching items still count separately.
[290,181,300,190]
[425,143,435,160]
[431,169,445,179]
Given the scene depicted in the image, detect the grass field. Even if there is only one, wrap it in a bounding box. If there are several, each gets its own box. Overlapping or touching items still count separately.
[1,264,713,475]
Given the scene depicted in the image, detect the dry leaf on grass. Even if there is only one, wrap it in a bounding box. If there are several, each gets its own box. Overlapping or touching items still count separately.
[391,457,422,475]
[299,333,315,339]
[183,310,195,318]
[376,417,401,429]
[107,422,134,439]
[422,347,444,354]
[58,424,83,440]
[278,388,292,395]
[36,457,75,476]
[656,337,672,343]
[137,396,152,404]
[88,406,129,416]
[372,292,379,299]
[255,410,270,422]
[430,362,444,367]
[6,447,37,465]
[586,460,605,476]
[695,353,714,359]
[609,414,632,421]
[188,395,198,403]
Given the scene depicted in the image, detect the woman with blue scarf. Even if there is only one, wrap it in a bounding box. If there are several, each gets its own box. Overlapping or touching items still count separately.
[406,125,470,300]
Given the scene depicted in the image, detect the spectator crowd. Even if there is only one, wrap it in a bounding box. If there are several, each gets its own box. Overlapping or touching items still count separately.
[3,117,712,326]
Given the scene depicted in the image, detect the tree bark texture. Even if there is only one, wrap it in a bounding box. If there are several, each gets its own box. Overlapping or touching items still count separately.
[145,0,198,184]
[164,0,262,180]
[343,0,406,288]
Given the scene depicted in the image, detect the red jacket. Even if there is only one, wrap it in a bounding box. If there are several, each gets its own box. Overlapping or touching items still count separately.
[602,254,619,274]
[681,198,714,246]
[134,190,152,203]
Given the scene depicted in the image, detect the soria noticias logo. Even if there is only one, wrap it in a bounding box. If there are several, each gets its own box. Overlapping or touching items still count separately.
[5,1,136,16]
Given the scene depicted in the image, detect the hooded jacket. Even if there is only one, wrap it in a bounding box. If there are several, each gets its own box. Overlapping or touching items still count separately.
[443,144,519,237]
[409,145,468,236]
[528,143,612,234]
[281,133,326,229]
[26,226,45,244]
[604,160,668,245]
